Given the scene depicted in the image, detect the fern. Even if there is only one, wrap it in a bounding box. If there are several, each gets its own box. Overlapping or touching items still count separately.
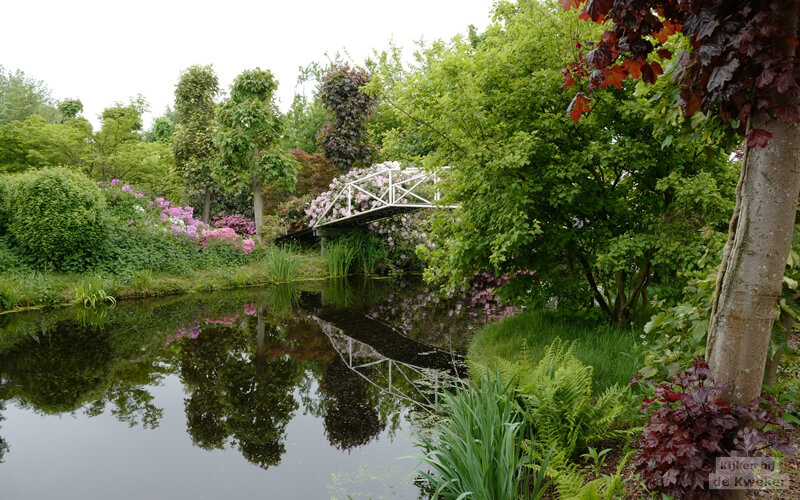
[474,338,635,467]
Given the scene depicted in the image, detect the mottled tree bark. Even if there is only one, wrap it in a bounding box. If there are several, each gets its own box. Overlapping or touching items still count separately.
[707,115,800,405]
[202,187,212,223]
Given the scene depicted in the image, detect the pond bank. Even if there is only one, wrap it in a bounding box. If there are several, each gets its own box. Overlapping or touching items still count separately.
[0,251,327,315]
[466,309,649,391]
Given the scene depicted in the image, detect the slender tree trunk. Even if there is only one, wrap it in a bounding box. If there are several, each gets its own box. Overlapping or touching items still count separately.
[202,187,212,223]
[706,115,800,406]
[253,175,264,244]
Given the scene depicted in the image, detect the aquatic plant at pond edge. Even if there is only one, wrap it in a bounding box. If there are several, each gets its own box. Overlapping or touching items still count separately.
[267,246,299,283]
[73,276,116,308]
[324,242,356,277]
[413,371,552,500]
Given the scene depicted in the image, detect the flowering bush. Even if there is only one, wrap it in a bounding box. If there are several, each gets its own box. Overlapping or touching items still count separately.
[634,358,795,499]
[211,213,256,236]
[99,179,256,255]
[306,162,420,226]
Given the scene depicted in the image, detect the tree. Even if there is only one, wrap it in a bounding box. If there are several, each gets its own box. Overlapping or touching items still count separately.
[0,114,92,173]
[173,66,219,222]
[561,0,800,410]
[374,0,734,324]
[215,69,298,243]
[57,98,83,121]
[0,66,59,125]
[318,65,377,172]
[145,107,175,143]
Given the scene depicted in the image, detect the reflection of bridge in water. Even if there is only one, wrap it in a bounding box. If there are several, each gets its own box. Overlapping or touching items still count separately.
[302,294,464,411]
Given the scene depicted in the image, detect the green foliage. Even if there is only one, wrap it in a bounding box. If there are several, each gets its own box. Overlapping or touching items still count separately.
[266,245,299,283]
[215,68,298,193]
[414,371,552,500]
[370,0,734,323]
[0,66,59,125]
[339,230,388,275]
[282,94,326,153]
[482,338,634,463]
[5,167,108,271]
[324,242,356,277]
[57,99,83,121]
[0,114,93,173]
[173,65,219,200]
[468,310,647,391]
[145,108,175,143]
[73,275,117,308]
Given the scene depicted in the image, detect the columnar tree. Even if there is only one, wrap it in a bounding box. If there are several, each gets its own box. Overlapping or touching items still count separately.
[562,0,800,406]
[215,69,298,243]
[318,65,377,172]
[173,65,220,222]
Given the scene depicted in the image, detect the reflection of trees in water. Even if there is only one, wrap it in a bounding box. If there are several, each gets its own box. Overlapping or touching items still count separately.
[179,316,303,469]
[0,401,8,463]
[319,357,385,451]
[0,322,165,427]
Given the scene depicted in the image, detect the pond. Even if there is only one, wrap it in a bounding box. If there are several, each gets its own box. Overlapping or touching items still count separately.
[0,277,515,499]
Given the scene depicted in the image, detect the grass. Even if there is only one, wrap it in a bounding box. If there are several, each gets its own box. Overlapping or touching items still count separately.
[324,242,356,277]
[468,310,650,391]
[0,249,327,314]
[414,371,552,500]
[73,275,117,307]
[266,245,300,283]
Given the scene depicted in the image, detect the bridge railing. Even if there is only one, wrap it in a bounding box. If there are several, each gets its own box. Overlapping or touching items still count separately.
[312,166,456,228]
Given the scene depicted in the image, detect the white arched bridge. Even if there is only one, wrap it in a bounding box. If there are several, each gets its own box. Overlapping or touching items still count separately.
[281,166,458,240]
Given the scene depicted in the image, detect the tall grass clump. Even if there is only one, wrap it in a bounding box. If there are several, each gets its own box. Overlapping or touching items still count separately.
[73,275,116,308]
[340,230,387,275]
[267,245,299,283]
[324,242,356,277]
[415,371,552,500]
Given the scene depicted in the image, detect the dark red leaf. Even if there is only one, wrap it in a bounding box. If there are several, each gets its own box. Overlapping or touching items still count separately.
[561,68,575,89]
[657,49,673,60]
[567,92,592,121]
[776,104,800,124]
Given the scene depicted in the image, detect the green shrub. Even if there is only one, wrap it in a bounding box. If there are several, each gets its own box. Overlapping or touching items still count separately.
[5,167,108,271]
[415,371,552,500]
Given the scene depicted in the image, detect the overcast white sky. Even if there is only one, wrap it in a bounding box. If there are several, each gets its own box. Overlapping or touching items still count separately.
[2,0,496,128]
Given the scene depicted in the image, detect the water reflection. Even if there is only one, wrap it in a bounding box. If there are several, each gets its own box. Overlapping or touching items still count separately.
[0,277,502,498]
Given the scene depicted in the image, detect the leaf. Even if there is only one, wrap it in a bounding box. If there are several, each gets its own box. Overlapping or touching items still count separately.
[561,68,575,89]
[561,0,584,11]
[783,275,798,290]
[567,93,592,122]
[746,128,773,148]
[621,58,644,79]
[657,49,672,60]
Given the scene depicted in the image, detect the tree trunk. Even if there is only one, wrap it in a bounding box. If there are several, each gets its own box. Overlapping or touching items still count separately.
[202,187,212,223]
[706,114,800,406]
[253,175,264,244]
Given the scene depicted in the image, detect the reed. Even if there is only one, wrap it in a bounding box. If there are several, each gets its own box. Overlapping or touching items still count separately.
[266,245,299,283]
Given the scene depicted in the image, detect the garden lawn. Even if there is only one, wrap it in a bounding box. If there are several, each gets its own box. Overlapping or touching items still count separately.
[468,310,651,391]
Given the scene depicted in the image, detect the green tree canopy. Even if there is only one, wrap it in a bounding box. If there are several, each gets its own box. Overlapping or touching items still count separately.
[173,65,219,221]
[215,68,298,242]
[373,0,735,324]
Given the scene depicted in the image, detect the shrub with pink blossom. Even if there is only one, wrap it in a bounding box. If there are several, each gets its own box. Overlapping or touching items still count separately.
[211,213,256,236]
[98,179,257,256]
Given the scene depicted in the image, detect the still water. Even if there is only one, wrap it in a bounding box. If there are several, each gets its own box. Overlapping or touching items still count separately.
[0,277,514,499]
